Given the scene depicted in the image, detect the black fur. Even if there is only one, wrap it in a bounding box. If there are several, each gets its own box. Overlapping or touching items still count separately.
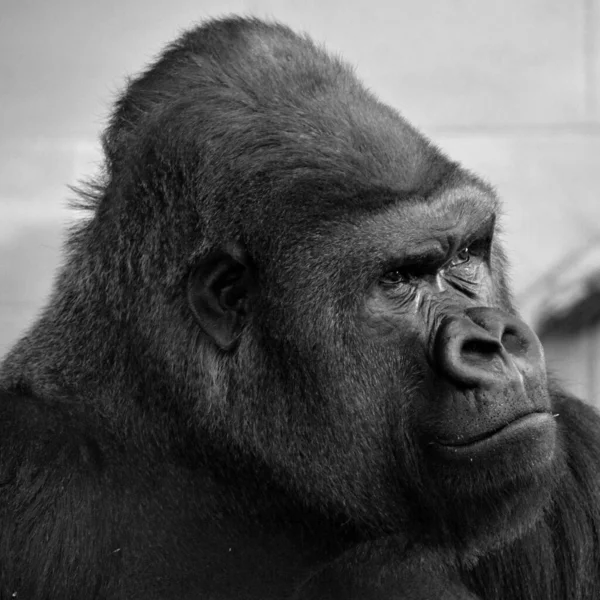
[1,16,599,600]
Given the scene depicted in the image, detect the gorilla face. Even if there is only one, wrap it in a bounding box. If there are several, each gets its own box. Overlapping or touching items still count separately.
[356,191,554,464]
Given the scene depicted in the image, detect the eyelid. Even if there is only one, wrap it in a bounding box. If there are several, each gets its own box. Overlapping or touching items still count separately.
[401,225,493,268]
[380,226,493,282]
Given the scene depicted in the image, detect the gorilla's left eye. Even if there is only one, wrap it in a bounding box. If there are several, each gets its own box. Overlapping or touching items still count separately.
[450,247,471,267]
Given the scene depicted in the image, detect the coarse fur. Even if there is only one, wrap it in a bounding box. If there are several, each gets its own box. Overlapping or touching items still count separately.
[1,16,600,600]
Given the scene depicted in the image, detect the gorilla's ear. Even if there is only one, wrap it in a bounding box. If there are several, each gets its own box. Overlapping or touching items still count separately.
[187,243,254,351]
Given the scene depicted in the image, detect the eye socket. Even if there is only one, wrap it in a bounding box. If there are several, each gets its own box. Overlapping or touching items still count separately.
[380,242,485,286]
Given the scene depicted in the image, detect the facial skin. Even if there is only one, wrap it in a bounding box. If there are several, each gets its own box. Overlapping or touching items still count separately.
[360,188,552,450]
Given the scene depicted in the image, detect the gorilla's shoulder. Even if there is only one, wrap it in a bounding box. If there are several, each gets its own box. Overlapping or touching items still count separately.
[0,390,108,492]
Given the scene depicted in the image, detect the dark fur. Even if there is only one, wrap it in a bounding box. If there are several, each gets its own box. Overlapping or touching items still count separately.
[1,16,600,599]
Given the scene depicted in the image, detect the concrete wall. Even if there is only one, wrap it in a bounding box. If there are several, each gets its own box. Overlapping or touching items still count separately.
[543,322,600,404]
[2,0,600,398]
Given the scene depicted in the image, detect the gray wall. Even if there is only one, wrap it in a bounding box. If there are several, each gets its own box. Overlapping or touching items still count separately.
[543,323,600,404]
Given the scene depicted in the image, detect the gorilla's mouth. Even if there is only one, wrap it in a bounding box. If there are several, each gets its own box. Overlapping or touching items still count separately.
[434,411,555,455]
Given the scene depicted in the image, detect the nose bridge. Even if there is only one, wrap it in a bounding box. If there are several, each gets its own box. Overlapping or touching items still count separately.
[467,307,505,341]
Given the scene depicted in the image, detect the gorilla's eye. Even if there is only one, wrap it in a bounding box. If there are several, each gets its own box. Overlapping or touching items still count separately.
[450,247,471,267]
[381,269,411,285]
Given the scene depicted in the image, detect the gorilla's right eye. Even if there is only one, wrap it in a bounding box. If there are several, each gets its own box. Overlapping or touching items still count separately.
[380,269,412,286]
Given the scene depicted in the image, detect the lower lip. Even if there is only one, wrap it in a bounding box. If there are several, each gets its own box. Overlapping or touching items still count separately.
[432,412,556,458]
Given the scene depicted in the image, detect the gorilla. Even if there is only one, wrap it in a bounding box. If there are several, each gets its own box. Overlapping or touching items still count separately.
[1,16,599,600]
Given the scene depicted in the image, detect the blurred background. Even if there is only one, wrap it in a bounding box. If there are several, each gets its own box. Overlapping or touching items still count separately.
[1,0,599,405]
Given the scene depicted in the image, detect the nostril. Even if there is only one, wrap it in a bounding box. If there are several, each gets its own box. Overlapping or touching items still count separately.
[501,328,527,356]
[462,338,501,359]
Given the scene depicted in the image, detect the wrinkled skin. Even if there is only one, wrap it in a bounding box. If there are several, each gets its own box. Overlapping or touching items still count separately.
[1,16,599,600]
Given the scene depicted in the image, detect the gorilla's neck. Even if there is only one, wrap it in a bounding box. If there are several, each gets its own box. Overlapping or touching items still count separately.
[0,253,173,436]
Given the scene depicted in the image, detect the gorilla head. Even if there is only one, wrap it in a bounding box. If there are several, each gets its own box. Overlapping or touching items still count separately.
[1,17,559,574]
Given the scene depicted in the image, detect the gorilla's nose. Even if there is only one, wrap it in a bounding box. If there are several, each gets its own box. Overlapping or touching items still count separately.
[433,307,546,389]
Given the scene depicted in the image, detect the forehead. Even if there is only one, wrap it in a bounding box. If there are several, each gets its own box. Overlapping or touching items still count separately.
[325,183,499,254]
[272,183,498,279]
[366,183,497,236]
